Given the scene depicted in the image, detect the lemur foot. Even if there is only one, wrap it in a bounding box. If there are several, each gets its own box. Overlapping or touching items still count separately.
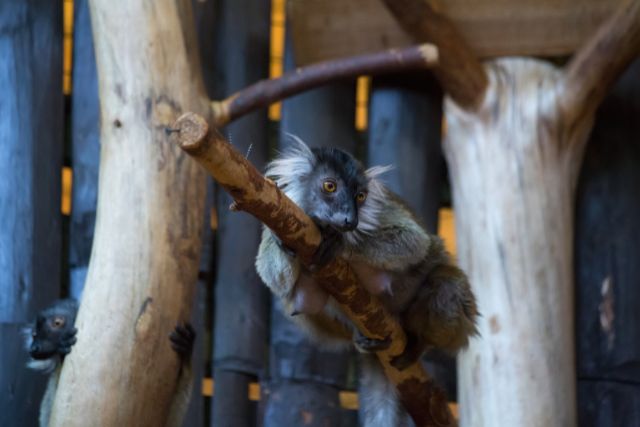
[58,327,78,355]
[170,322,196,361]
[309,223,343,271]
[389,334,422,371]
[353,330,391,353]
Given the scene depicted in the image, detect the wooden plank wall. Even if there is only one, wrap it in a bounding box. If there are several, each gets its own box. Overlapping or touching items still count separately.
[0,1,64,426]
[575,59,640,427]
[289,0,624,65]
[209,0,272,426]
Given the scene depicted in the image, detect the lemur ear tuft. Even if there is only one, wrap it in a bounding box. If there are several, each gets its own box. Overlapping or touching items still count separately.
[365,165,394,179]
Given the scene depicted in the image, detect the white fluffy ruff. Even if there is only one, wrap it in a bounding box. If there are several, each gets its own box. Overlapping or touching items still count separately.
[265,134,392,244]
[23,326,58,373]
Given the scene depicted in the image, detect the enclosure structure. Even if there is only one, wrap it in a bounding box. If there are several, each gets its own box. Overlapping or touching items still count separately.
[1,0,640,426]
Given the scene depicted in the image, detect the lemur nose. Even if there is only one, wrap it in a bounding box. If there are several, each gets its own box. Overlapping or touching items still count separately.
[30,342,40,353]
[344,218,357,231]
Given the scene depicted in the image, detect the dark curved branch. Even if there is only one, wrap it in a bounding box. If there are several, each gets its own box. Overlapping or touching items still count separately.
[560,0,640,120]
[381,0,487,111]
[171,112,456,427]
[211,43,438,127]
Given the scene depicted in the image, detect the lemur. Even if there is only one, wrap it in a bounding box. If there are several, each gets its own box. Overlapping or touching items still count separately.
[25,299,195,427]
[255,137,478,426]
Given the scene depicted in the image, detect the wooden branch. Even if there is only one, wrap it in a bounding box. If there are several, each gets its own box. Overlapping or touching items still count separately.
[381,0,487,111]
[171,112,456,427]
[211,43,438,127]
[561,0,640,120]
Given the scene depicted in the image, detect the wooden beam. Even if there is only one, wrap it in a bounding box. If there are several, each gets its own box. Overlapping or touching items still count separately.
[289,0,624,65]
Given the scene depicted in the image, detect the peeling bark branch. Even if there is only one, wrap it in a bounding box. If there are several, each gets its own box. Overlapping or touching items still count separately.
[211,43,438,127]
[381,0,487,111]
[171,112,456,427]
[561,0,640,120]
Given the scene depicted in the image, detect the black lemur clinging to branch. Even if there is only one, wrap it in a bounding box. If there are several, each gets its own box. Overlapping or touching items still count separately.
[25,299,196,427]
[255,137,479,427]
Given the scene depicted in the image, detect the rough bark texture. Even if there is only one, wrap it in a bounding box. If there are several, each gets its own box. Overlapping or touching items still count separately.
[210,0,271,425]
[49,0,210,425]
[212,43,437,127]
[173,112,456,427]
[263,38,358,426]
[0,1,63,425]
[368,73,456,399]
[444,2,640,425]
[575,59,640,427]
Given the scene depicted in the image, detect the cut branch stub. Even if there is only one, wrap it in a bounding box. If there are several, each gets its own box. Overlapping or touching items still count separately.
[172,112,456,427]
[211,43,438,126]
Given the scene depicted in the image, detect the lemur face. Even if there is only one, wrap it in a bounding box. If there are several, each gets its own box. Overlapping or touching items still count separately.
[303,148,368,232]
[26,300,78,362]
[29,313,71,359]
[265,136,389,238]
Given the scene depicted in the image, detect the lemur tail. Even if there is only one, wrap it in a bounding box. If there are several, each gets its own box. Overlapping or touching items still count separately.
[358,354,413,427]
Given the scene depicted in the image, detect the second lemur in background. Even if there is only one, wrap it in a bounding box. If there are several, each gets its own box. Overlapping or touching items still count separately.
[255,137,479,427]
[25,299,196,427]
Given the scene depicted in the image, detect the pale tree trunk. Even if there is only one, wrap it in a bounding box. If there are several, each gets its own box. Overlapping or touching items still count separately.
[380,0,640,426]
[49,0,210,425]
[446,58,587,427]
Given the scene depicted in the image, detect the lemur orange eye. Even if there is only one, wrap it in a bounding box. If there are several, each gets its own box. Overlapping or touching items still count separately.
[322,180,337,193]
[356,192,367,203]
[52,317,65,328]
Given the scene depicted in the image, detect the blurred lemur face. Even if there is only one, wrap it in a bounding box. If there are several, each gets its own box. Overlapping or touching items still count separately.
[301,148,369,232]
[29,310,74,360]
